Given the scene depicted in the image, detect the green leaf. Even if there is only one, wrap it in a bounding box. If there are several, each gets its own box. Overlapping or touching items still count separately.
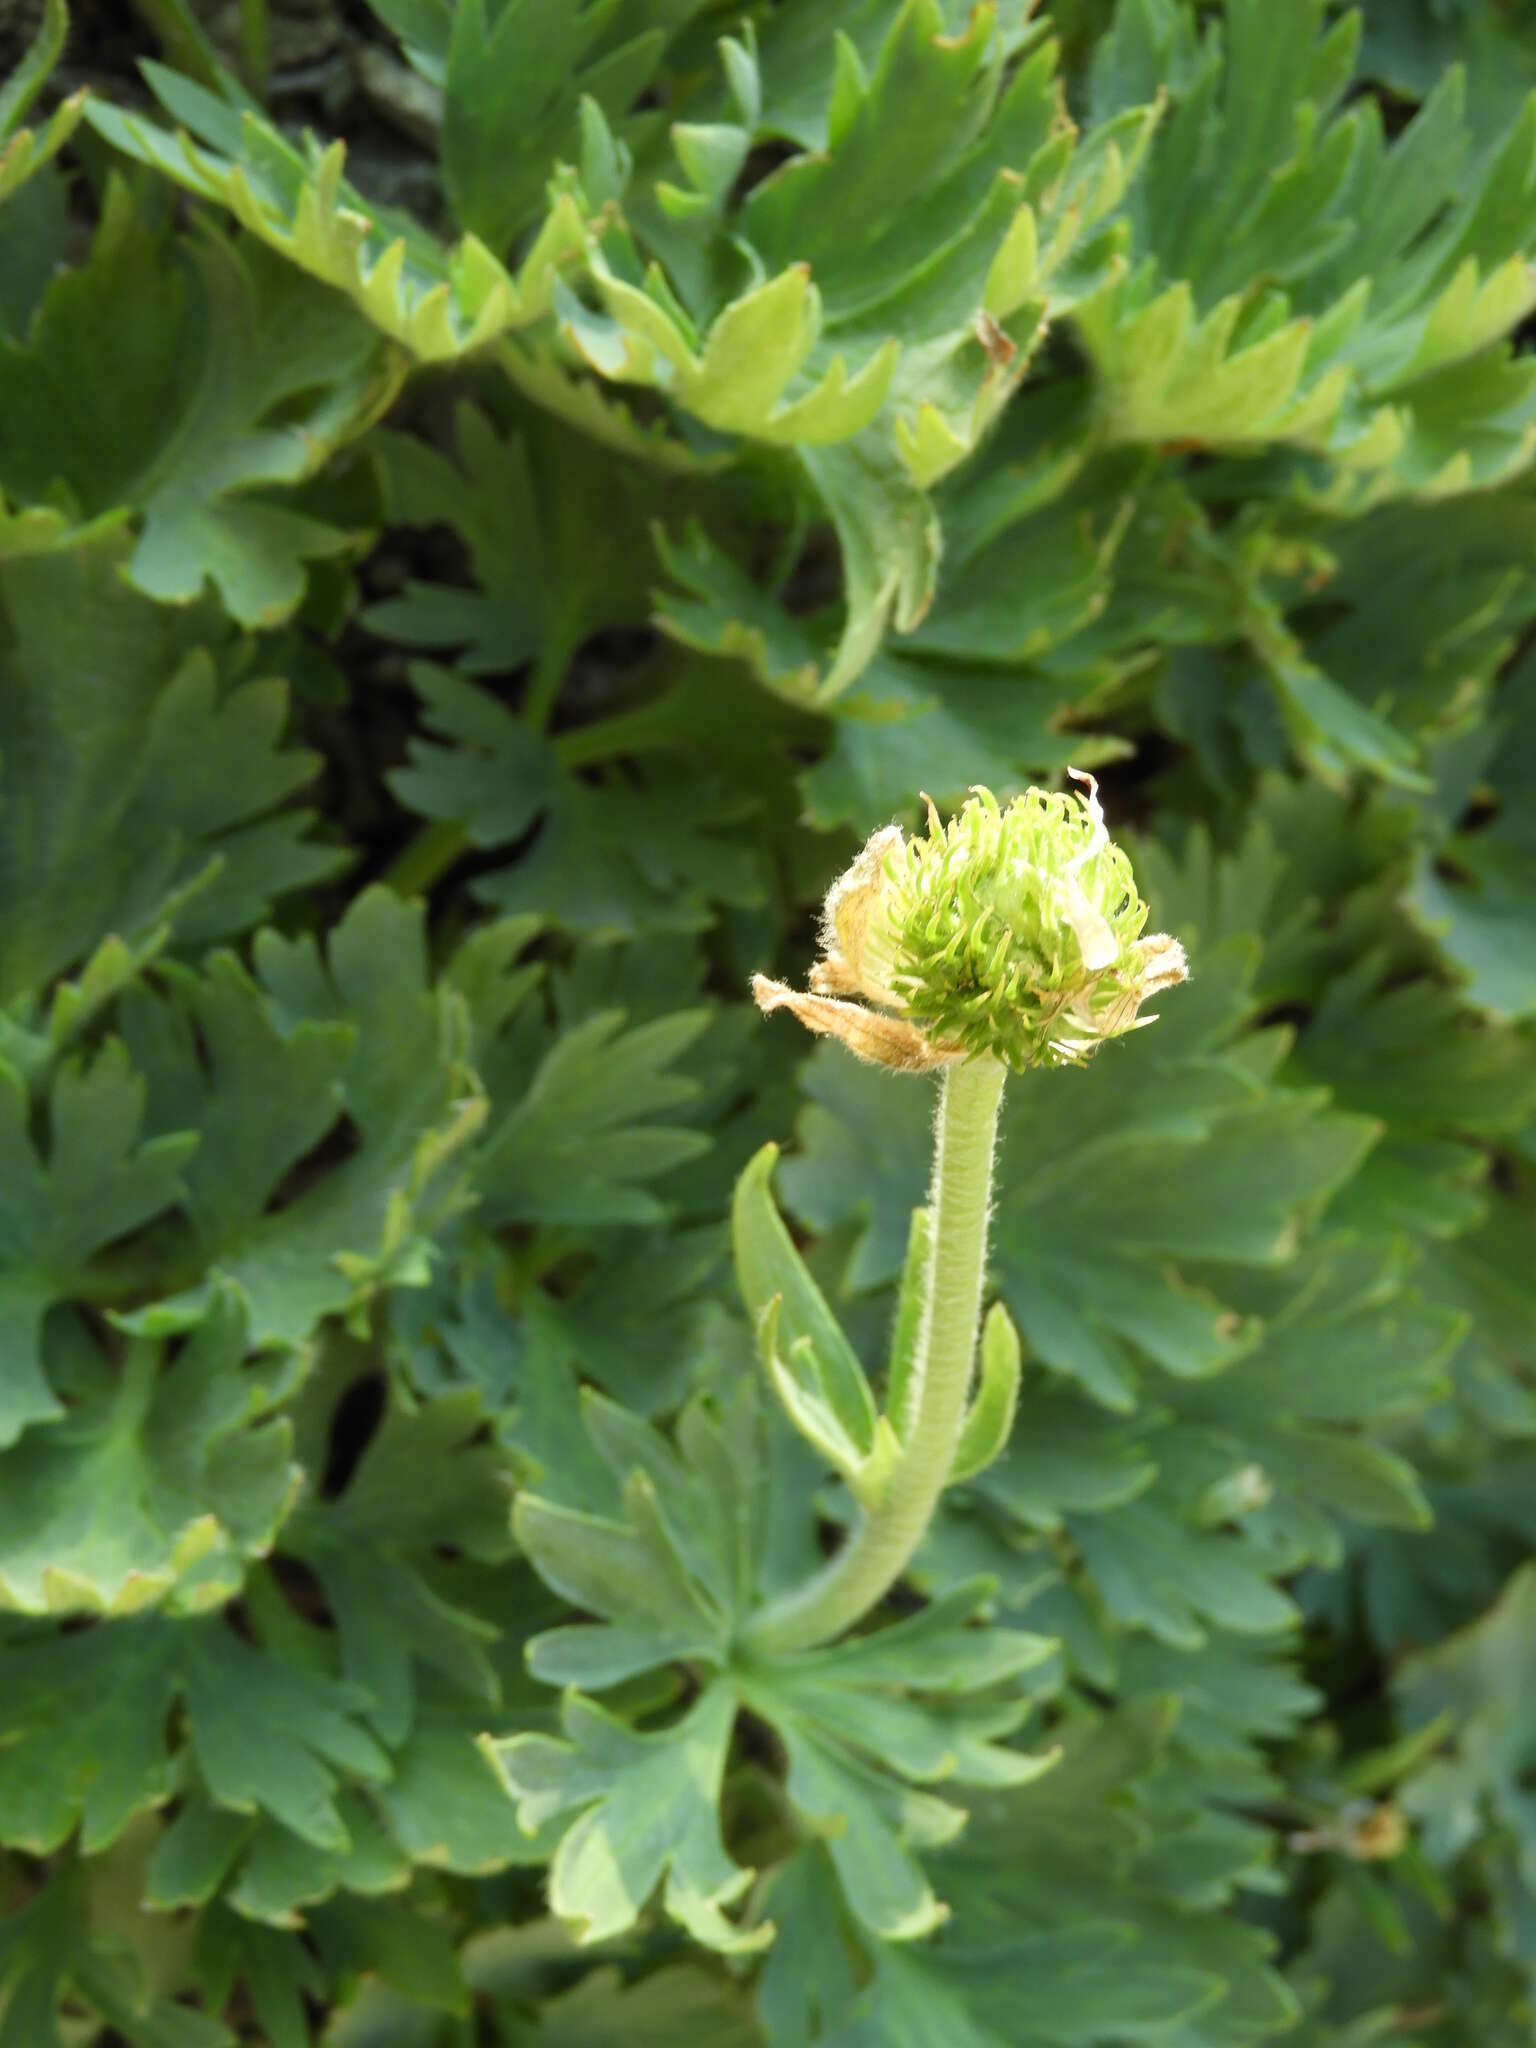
[478,1007,711,1227]
[1070,1496,1298,1647]
[1074,276,1344,453]
[194,1907,324,2048]
[656,409,1147,738]
[507,1223,732,1421]
[1120,1628,1320,1754]
[0,1623,179,1854]
[518,1480,724,1684]
[931,1707,1296,2039]
[0,1611,386,1856]
[732,1142,881,1473]
[118,950,352,1274]
[738,4,1133,481]
[143,1614,535,1923]
[364,398,684,678]
[0,1867,233,2048]
[371,1695,553,1876]
[221,1798,408,1928]
[1287,947,1536,1236]
[0,190,398,625]
[391,663,763,937]
[949,1300,1022,1485]
[1406,651,1536,1019]
[654,517,829,707]
[1416,1193,1536,1440]
[737,1582,1056,1940]
[485,1683,763,1952]
[1396,1562,1536,1889]
[1161,1237,1457,1548]
[741,1579,1054,1779]
[515,1386,757,1686]
[1303,484,1536,745]
[0,1042,193,1448]
[742,2,1028,328]
[799,436,943,701]
[974,1382,1155,1533]
[511,1406,1057,1945]
[560,257,898,452]
[288,1383,510,1745]
[0,1288,298,1615]
[179,1623,393,1851]
[0,0,84,210]
[753,1843,865,2046]
[528,1959,760,2048]
[1267,659,1426,792]
[755,1296,903,1508]
[314,1981,444,2048]
[827,1929,1222,2047]
[0,0,69,138]
[85,79,583,360]
[1081,1,1536,501]
[0,534,338,1011]
[1359,0,1536,147]
[0,151,63,345]
[583,8,1149,700]
[310,1896,467,2014]
[116,893,481,1347]
[442,0,661,252]
[583,1382,765,1619]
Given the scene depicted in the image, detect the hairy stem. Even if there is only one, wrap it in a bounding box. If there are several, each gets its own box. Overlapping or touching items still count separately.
[740,1054,1006,1656]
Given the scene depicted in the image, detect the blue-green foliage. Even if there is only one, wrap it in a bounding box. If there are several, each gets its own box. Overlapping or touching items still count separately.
[0,0,1533,2039]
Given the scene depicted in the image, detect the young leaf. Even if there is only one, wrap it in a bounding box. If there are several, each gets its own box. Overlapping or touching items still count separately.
[949,1300,1022,1485]
[756,1296,904,1509]
[732,1142,880,1466]
[0,0,85,209]
[85,78,583,360]
[884,1204,932,1445]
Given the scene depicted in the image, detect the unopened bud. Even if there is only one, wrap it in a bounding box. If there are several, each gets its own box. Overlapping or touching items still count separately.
[755,775,1187,1073]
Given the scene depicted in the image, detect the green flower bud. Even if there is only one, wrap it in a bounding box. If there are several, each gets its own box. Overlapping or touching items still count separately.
[755,774,1187,1073]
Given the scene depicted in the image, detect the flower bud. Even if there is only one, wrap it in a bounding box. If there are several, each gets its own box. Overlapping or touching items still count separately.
[755,774,1187,1073]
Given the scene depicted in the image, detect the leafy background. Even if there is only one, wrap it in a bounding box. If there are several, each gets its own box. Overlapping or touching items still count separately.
[1,0,1534,2039]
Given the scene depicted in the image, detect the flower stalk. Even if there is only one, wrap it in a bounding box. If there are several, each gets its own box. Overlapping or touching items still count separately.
[737,776,1187,1656]
[741,1053,1005,1656]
